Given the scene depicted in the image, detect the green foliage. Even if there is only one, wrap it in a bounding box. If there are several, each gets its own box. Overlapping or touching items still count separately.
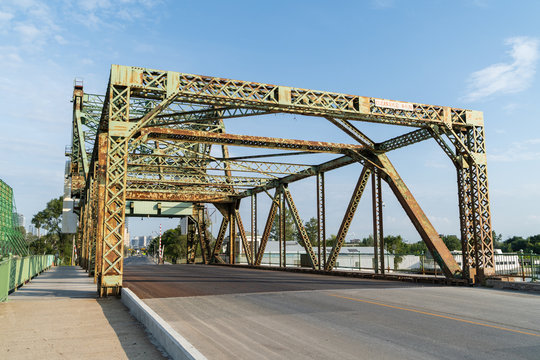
[326,234,337,248]
[303,217,318,246]
[148,229,188,264]
[161,228,187,264]
[441,235,461,251]
[29,196,72,263]
[270,207,298,242]
[359,235,374,247]
[31,196,63,237]
[499,234,540,253]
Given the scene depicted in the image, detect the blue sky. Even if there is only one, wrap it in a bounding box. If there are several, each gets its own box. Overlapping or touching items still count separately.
[0,0,539,242]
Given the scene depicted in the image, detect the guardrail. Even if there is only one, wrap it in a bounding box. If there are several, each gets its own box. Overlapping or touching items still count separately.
[0,255,55,301]
[235,251,538,281]
[494,251,538,281]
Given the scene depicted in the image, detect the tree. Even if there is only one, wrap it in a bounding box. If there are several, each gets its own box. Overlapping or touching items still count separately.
[326,234,337,248]
[492,230,503,249]
[270,207,298,242]
[29,196,72,263]
[407,241,427,255]
[441,235,461,251]
[529,234,540,254]
[161,228,187,264]
[384,235,406,268]
[303,217,318,246]
[360,235,374,247]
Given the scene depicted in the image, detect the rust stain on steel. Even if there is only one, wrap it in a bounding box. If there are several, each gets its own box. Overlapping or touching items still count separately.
[140,128,367,154]
[125,190,232,203]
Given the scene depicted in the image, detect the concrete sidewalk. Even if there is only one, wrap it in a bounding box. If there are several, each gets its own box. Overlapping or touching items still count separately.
[0,266,167,359]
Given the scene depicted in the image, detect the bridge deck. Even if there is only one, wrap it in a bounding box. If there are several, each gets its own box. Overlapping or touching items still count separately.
[0,266,165,359]
[124,263,540,360]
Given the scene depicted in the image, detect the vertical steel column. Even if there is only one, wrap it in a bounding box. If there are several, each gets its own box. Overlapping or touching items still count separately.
[282,187,287,267]
[251,194,257,261]
[95,133,107,286]
[317,173,325,270]
[228,205,236,264]
[375,169,385,274]
[372,169,381,274]
[98,79,130,297]
[450,115,494,281]
[80,199,89,270]
[279,187,285,267]
[457,165,474,279]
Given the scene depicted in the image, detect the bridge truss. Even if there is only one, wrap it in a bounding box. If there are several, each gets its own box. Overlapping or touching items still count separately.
[68,65,494,295]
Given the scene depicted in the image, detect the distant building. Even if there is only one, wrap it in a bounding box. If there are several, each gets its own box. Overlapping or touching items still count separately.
[123,226,130,248]
[17,213,25,228]
[130,235,152,249]
[61,170,78,234]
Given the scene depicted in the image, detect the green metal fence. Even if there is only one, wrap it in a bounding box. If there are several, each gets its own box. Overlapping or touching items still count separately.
[0,255,54,301]
[494,251,539,281]
[0,179,28,257]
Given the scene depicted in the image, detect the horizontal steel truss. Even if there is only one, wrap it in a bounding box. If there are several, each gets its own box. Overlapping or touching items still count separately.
[71,65,494,295]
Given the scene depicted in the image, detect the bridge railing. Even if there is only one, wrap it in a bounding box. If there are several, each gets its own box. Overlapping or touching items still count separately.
[0,255,54,301]
[235,251,538,281]
[493,251,539,281]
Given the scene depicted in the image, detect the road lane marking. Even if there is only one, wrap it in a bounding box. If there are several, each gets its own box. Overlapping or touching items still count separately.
[329,294,540,338]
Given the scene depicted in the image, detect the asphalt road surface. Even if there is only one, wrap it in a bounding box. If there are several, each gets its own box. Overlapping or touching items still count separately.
[124,262,540,360]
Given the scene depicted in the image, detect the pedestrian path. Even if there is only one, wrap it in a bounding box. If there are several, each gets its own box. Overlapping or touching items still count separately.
[0,266,166,359]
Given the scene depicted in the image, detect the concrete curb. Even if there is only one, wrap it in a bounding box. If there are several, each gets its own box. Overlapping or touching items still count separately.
[486,279,540,293]
[121,288,207,360]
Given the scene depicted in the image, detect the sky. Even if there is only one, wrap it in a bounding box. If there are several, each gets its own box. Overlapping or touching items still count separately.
[0,0,539,242]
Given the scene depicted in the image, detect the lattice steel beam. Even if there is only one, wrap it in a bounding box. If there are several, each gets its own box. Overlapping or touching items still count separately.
[234,208,253,265]
[113,65,472,128]
[372,168,384,274]
[128,155,311,175]
[255,190,279,265]
[212,216,229,262]
[282,186,318,269]
[376,128,432,152]
[325,167,371,271]
[142,128,367,154]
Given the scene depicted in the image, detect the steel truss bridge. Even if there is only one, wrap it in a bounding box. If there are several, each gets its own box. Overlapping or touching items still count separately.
[67,65,494,296]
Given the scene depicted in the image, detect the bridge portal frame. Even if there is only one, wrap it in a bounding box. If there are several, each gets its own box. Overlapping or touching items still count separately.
[70,65,494,296]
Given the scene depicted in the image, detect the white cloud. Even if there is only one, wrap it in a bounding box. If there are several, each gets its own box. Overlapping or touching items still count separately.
[0,10,14,26]
[489,138,540,162]
[67,0,158,28]
[464,37,539,102]
[14,23,41,43]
